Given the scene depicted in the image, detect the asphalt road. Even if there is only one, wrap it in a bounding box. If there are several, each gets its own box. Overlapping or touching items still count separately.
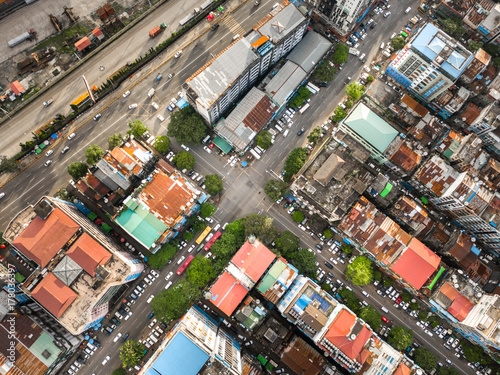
[1,1,477,374]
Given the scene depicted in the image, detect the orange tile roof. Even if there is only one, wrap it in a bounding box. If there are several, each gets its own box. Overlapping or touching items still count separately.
[109,147,142,175]
[389,143,421,172]
[9,80,25,95]
[231,240,276,282]
[13,207,80,268]
[401,94,428,117]
[31,273,77,318]
[393,363,411,375]
[391,238,441,290]
[66,233,111,276]
[209,272,249,316]
[74,36,91,51]
[448,294,475,321]
[440,282,460,301]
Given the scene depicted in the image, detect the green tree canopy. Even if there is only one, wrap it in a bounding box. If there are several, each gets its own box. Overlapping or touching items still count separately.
[483,43,499,57]
[413,348,437,371]
[359,306,382,330]
[67,161,88,180]
[402,291,411,303]
[108,133,123,150]
[366,75,374,83]
[383,278,393,288]
[461,340,489,364]
[205,174,223,195]
[127,119,149,138]
[307,127,322,145]
[437,367,459,375]
[147,243,177,269]
[373,270,382,282]
[85,145,104,165]
[346,256,373,285]
[151,279,202,322]
[183,231,195,241]
[243,213,279,245]
[441,18,465,38]
[284,148,307,182]
[345,99,353,108]
[428,315,440,328]
[345,82,366,100]
[323,229,333,239]
[338,287,361,313]
[276,231,300,255]
[467,40,483,53]
[341,244,352,254]
[418,310,428,321]
[390,36,406,50]
[264,179,288,201]
[314,62,336,82]
[211,232,239,262]
[331,107,347,122]
[186,256,216,288]
[332,43,349,64]
[224,220,246,247]
[119,340,145,367]
[256,131,273,150]
[292,249,317,278]
[290,87,312,109]
[154,136,171,154]
[292,211,305,222]
[167,106,207,145]
[200,202,216,217]
[173,151,195,170]
[387,326,413,351]
[493,57,500,69]
[112,368,126,375]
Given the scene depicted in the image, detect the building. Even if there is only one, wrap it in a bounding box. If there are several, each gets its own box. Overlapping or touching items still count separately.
[460,48,491,84]
[279,335,326,375]
[467,102,500,156]
[183,1,308,125]
[387,23,473,103]
[209,238,275,316]
[463,1,500,44]
[338,103,399,164]
[388,196,435,237]
[115,169,203,252]
[257,257,298,304]
[307,0,372,37]
[138,306,242,375]
[436,0,475,19]
[3,197,144,335]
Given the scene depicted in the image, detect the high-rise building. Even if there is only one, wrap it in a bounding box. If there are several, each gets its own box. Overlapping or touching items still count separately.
[467,102,500,156]
[387,23,473,103]
[3,197,144,335]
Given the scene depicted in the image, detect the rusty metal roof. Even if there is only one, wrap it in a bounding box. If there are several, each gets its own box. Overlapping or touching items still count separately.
[415,155,460,196]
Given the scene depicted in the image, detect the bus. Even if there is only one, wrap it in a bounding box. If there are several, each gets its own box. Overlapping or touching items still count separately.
[176,255,194,275]
[204,231,222,251]
[299,103,310,114]
[307,82,320,92]
[70,92,91,109]
[195,226,212,244]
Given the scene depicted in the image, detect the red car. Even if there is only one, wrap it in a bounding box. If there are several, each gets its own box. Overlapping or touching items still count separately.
[382,316,389,323]
[209,143,215,149]
[395,296,402,304]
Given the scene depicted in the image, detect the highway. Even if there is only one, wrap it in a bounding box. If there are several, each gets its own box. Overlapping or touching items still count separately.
[0,0,478,374]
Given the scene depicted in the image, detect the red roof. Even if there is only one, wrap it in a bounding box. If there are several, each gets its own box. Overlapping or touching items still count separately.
[324,309,372,362]
[231,239,275,282]
[391,238,441,290]
[448,295,474,321]
[75,37,91,51]
[393,363,411,375]
[9,80,24,95]
[66,233,111,276]
[209,272,248,316]
[31,273,77,318]
[13,207,80,268]
[92,28,103,38]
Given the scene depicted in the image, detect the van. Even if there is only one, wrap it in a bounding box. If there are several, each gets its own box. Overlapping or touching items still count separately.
[380,42,385,50]
[148,88,155,98]
[202,135,211,144]
[275,124,283,133]
[381,306,389,313]
[149,335,158,343]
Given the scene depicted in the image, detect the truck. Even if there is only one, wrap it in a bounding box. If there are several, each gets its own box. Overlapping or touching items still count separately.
[149,23,166,38]
[43,99,53,107]
[348,47,360,56]
[8,29,36,48]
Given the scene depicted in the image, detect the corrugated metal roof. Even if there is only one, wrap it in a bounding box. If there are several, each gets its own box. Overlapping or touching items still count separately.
[265,60,306,106]
[287,31,332,73]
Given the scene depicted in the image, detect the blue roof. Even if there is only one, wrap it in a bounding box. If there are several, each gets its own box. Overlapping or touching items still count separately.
[150,332,209,375]
[412,23,472,79]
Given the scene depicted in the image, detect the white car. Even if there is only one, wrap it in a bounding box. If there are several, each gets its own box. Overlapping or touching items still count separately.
[44,160,52,167]
[174,50,182,58]
[151,270,159,278]
[204,146,212,154]
[45,150,53,157]
[362,290,370,298]
[177,256,185,265]
[151,102,159,110]
[124,311,132,320]
[0,193,5,199]
[181,144,190,151]
[165,281,172,289]
[68,132,76,140]
[390,32,397,39]
[188,245,195,253]
[147,295,155,303]
[298,224,306,231]
[213,224,221,231]
[102,356,110,365]
[165,271,173,280]
[123,91,131,98]
[113,333,122,343]
[157,114,165,122]
[205,217,213,223]
[405,6,411,13]
[129,103,138,109]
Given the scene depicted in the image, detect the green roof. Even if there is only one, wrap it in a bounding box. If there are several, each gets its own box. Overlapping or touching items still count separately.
[30,331,62,366]
[343,103,399,153]
[257,260,286,294]
[380,182,393,197]
[212,136,232,154]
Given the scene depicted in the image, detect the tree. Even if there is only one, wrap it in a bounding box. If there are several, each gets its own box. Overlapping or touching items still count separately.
[127,119,149,138]
[418,310,428,321]
[276,231,300,255]
[373,270,382,282]
[345,99,353,108]
[413,348,437,371]
[283,148,307,182]
[366,75,374,83]
[243,213,279,245]
[20,140,36,151]
[200,202,216,217]
[211,232,239,261]
[332,43,349,64]
[467,40,483,53]
[331,107,347,122]
[154,136,170,154]
[390,36,406,50]
[441,18,465,38]
[292,249,317,278]
[314,62,336,82]
[387,326,413,351]
[112,368,126,375]
[428,315,440,328]
[409,302,418,311]
[338,288,361,313]
[307,127,322,145]
[341,244,352,254]
[346,256,373,285]
[167,106,207,145]
[85,145,104,165]
[183,231,194,241]
[383,278,393,288]
[345,82,366,100]
[119,340,145,367]
[151,279,202,322]
[147,243,177,269]
[323,229,333,239]
[256,131,273,150]
[359,306,382,330]
[461,340,488,364]
[186,256,216,288]
[224,220,246,247]
[173,151,195,170]
[290,87,312,109]
[437,367,459,375]
[67,161,88,180]
[0,156,20,173]
[402,291,411,303]
[292,211,305,222]
[264,179,288,201]
[108,133,123,149]
[493,57,500,69]
[483,43,499,57]
[205,174,223,195]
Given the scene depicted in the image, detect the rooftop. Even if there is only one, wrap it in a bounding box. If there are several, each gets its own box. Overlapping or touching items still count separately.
[409,115,445,147]
[257,257,298,304]
[389,196,434,235]
[66,233,111,277]
[263,60,307,106]
[231,239,276,282]
[401,94,429,118]
[286,31,332,73]
[280,335,326,375]
[434,281,475,321]
[31,273,77,318]
[209,272,249,316]
[386,141,422,173]
[414,155,461,196]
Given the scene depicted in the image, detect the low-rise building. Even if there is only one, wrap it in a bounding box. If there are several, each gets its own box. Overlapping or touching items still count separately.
[460,48,492,84]
[280,335,326,375]
[257,257,298,305]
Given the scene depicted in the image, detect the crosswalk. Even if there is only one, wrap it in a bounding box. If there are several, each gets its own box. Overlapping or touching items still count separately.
[221,15,246,36]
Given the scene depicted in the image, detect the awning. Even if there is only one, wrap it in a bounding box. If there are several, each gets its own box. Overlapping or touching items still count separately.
[51,133,58,140]
[380,182,393,197]
[421,197,428,204]
[207,14,214,20]
[176,97,189,108]
[75,37,91,51]
[212,136,232,154]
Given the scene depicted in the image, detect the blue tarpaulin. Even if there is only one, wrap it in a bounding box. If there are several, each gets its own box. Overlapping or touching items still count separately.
[177,98,188,108]
[343,238,351,244]
[51,133,58,140]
